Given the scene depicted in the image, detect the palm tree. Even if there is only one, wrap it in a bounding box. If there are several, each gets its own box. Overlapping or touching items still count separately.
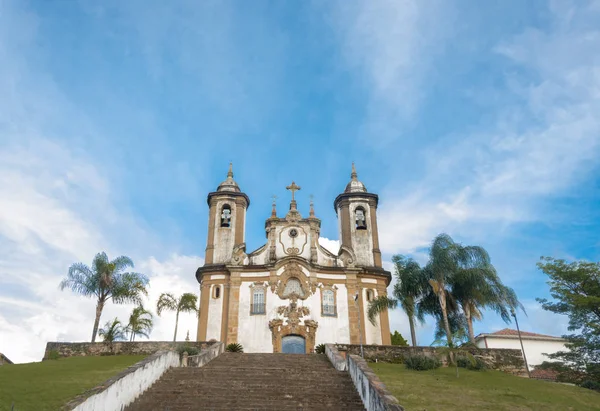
[98,317,127,343]
[452,266,525,343]
[367,255,427,346]
[126,305,154,341]
[59,252,149,342]
[156,292,198,342]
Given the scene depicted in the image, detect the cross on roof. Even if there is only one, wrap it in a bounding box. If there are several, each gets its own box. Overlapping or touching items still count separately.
[286,181,301,201]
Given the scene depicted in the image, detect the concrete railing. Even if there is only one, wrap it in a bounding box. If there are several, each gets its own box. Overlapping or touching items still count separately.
[325,344,403,411]
[347,354,403,411]
[182,342,224,367]
[65,350,180,411]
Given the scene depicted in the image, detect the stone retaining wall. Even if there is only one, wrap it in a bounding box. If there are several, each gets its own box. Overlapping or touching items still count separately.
[335,344,526,375]
[44,341,216,360]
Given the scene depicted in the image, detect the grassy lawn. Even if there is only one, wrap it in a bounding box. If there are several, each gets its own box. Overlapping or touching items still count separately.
[371,363,600,411]
[0,355,146,411]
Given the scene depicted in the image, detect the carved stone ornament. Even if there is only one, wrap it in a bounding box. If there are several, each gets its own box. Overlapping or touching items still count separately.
[338,246,356,268]
[276,301,310,331]
[279,225,307,256]
[231,243,247,265]
[271,263,314,301]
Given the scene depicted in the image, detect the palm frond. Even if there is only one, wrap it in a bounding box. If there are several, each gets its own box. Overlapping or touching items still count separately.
[178,293,199,314]
[367,295,398,325]
[156,293,178,315]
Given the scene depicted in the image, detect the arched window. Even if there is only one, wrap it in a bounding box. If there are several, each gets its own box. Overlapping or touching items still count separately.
[366,289,374,302]
[322,289,336,316]
[251,287,265,315]
[220,204,232,227]
[283,278,305,298]
[355,207,367,230]
[212,285,221,299]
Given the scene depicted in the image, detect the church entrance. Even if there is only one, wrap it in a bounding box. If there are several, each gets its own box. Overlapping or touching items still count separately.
[281,335,306,354]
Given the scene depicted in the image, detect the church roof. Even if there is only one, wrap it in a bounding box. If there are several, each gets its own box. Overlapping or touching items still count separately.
[217,163,241,193]
[344,163,367,193]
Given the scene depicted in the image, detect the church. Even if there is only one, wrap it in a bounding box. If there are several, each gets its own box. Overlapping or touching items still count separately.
[195,164,391,353]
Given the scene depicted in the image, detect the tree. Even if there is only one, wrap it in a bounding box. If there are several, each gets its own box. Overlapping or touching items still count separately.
[156,292,198,342]
[98,317,127,343]
[126,305,154,341]
[367,255,427,346]
[537,257,600,380]
[59,252,149,342]
[451,265,524,343]
[426,233,505,347]
[390,331,409,346]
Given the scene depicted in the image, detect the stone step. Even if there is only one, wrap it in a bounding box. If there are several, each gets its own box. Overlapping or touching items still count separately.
[125,353,364,411]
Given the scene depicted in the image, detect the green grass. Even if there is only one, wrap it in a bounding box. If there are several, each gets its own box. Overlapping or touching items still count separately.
[0,355,146,411]
[371,363,600,411]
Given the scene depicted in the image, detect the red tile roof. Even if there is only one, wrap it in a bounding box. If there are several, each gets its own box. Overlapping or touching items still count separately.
[489,328,558,338]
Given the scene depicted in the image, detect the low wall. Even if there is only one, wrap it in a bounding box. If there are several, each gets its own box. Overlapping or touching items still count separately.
[44,341,215,360]
[64,350,180,411]
[183,342,224,367]
[335,344,526,375]
[347,354,403,411]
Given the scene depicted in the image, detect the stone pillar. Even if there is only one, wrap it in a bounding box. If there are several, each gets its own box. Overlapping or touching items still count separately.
[197,282,210,341]
[369,205,382,268]
[346,275,361,344]
[339,202,352,249]
[377,284,392,345]
[227,272,242,344]
[205,202,217,264]
[220,281,230,343]
[234,199,246,246]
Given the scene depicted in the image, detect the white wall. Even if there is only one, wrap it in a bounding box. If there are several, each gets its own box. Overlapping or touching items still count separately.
[362,285,382,345]
[206,284,223,341]
[237,278,354,352]
[477,337,568,368]
[72,351,180,411]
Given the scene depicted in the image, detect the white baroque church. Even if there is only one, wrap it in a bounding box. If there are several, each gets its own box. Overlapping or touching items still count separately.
[196,164,391,353]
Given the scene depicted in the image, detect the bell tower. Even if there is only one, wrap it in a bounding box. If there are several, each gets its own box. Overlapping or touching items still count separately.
[333,164,382,267]
[205,163,250,264]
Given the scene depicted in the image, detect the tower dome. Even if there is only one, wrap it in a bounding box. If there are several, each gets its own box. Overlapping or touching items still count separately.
[344,163,367,193]
[217,163,241,192]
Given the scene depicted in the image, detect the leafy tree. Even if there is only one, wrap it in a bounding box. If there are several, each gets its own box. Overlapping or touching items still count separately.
[98,317,127,343]
[390,331,409,346]
[59,252,149,342]
[126,305,154,341]
[368,255,427,346]
[537,257,600,382]
[156,292,198,342]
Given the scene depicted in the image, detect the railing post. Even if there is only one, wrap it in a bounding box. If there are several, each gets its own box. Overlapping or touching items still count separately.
[182,351,189,367]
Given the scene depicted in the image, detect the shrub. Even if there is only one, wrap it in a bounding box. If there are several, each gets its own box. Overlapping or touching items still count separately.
[46,350,60,360]
[580,380,600,392]
[404,355,441,371]
[315,344,326,354]
[226,343,244,353]
[177,345,200,358]
[456,355,487,371]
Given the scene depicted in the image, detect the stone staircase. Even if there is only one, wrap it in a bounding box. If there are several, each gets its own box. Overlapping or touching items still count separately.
[125,352,365,410]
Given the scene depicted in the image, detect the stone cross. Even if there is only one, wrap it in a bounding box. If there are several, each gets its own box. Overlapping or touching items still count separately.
[286,181,301,201]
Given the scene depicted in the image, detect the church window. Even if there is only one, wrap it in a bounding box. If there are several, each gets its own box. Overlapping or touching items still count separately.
[283,278,305,298]
[366,289,374,302]
[355,207,367,230]
[220,205,232,227]
[213,285,221,299]
[321,289,336,317]
[251,287,266,315]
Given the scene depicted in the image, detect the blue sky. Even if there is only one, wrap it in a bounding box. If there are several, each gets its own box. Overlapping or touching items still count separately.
[1,0,599,363]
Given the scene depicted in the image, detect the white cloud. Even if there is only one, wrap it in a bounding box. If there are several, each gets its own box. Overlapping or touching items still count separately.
[329,0,451,138]
[318,237,340,254]
[377,1,600,254]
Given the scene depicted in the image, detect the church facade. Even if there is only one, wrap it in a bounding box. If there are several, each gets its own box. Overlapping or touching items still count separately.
[196,165,391,353]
